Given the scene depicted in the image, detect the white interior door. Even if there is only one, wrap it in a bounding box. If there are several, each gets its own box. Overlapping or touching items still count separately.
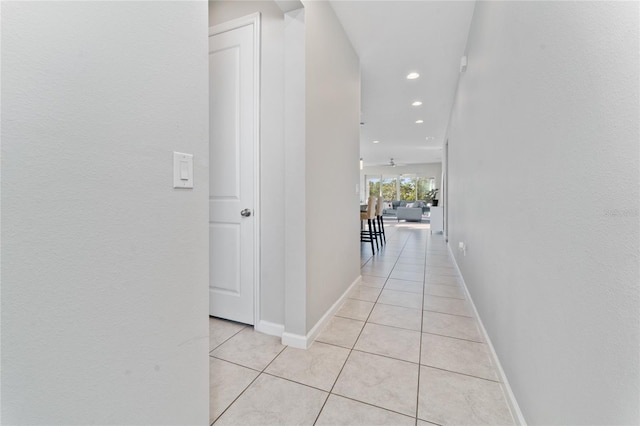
[209,17,258,325]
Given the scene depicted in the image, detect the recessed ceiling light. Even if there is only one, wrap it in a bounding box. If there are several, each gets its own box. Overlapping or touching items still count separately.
[425,136,435,140]
[412,101,422,106]
[415,120,424,124]
[406,72,420,80]
[372,140,380,144]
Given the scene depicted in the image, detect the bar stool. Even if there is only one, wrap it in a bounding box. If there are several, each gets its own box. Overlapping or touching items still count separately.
[375,196,386,245]
[360,196,378,254]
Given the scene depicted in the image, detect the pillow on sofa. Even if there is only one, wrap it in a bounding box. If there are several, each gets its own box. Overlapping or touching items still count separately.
[405,203,414,208]
[385,202,393,209]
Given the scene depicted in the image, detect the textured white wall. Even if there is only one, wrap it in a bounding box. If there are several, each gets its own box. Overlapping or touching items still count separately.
[304,0,360,332]
[283,7,308,337]
[1,2,209,424]
[446,2,639,424]
[209,0,287,327]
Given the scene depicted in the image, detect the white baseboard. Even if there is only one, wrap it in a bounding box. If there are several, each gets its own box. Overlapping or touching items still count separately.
[447,244,527,426]
[281,331,307,348]
[255,319,284,338]
[281,275,362,349]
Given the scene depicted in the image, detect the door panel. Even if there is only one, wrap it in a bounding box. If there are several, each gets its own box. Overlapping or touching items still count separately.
[209,21,256,325]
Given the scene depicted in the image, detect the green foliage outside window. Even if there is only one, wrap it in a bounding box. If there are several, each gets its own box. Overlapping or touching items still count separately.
[368,179,381,198]
[416,178,432,201]
[399,177,416,201]
[381,178,397,201]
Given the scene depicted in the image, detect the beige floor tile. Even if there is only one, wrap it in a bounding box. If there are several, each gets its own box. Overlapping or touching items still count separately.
[349,285,383,302]
[424,265,455,274]
[265,342,350,391]
[316,316,365,349]
[396,257,426,266]
[424,284,465,299]
[423,295,474,317]
[425,244,447,250]
[426,265,458,276]
[424,251,450,259]
[366,258,398,267]
[399,247,425,255]
[336,299,375,321]
[214,374,327,426]
[424,274,462,287]
[360,266,392,278]
[418,366,514,425]
[392,263,426,274]
[209,317,246,352]
[424,257,453,266]
[361,274,387,288]
[368,303,422,331]
[378,289,423,310]
[354,323,421,363]
[385,278,424,294]
[389,269,424,282]
[423,311,483,342]
[421,333,497,381]
[209,357,259,424]
[211,328,285,370]
[333,351,419,416]
[399,253,426,262]
[377,248,403,256]
[316,394,415,426]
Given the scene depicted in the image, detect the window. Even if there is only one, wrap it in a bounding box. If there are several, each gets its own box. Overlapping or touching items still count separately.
[364,173,435,201]
[417,177,435,200]
[399,176,416,201]
[381,177,397,201]
[366,176,381,198]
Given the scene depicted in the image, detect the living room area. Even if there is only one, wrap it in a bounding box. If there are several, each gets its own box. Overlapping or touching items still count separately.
[359,161,443,224]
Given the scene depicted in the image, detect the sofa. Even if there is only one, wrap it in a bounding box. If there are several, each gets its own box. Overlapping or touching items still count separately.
[396,206,423,222]
[383,200,428,217]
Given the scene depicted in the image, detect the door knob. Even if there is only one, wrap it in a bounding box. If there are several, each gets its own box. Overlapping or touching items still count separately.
[240,208,252,217]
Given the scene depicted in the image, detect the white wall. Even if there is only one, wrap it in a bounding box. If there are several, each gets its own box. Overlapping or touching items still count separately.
[209,0,286,327]
[446,2,639,424]
[303,0,360,332]
[1,1,209,424]
[283,7,308,338]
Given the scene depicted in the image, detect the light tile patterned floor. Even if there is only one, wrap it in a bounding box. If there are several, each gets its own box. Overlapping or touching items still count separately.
[209,221,515,425]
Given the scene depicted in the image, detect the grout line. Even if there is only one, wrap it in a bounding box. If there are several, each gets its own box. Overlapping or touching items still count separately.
[210,344,287,425]
[315,230,415,424]
[367,319,421,333]
[261,371,331,394]
[316,241,400,421]
[349,348,419,365]
[208,355,262,373]
[415,233,428,423]
[329,393,418,420]
[422,307,473,319]
[208,323,247,353]
[210,368,261,425]
[375,300,423,310]
[418,364,502,384]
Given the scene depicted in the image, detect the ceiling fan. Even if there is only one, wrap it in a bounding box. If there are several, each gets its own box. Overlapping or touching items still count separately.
[384,158,406,167]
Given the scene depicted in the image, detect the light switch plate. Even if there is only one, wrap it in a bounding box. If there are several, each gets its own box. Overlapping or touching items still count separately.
[173,152,193,189]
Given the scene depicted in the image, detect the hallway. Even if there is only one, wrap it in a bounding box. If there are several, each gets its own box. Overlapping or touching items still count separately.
[209,222,515,425]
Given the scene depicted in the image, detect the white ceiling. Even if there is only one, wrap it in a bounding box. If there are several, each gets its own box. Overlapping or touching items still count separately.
[329,0,476,167]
